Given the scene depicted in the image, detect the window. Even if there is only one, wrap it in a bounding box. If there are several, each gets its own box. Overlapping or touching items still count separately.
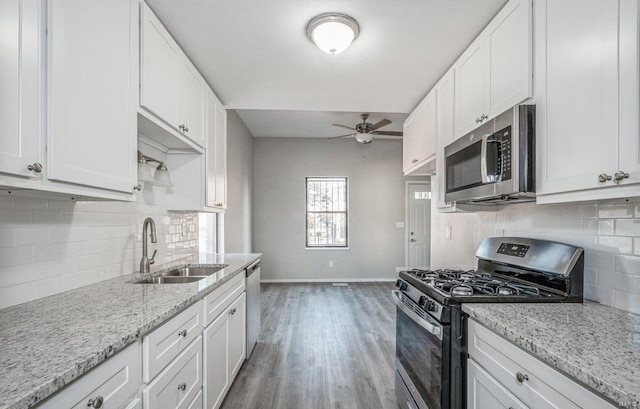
[306,177,348,248]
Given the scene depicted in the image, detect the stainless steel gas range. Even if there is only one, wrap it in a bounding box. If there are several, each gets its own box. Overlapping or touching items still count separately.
[393,237,584,409]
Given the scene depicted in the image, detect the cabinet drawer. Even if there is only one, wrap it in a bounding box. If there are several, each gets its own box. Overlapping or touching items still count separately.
[468,359,527,409]
[203,273,245,327]
[143,336,203,409]
[40,342,141,409]
[468,320,616,409]
[143,301,203,382]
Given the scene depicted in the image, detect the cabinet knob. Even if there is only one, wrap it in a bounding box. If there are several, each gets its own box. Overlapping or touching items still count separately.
[475,117,481,123]
[215,202,223,207]
[410,239,416,243]
[480,114,488,120]
[133,184,142,191]
[515,372,529,383]
[27,162,43,173]
[179,124,185,132]
[87,396,104,408]
[178,329,187,337]
[177,382,187,391]
[229,308,237,315]
[614,171,630,184]
[184,126,189,133]
[597,173,612,183]
[412,159,418,164]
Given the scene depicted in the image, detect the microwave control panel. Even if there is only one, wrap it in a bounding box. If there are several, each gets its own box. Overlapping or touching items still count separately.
[497,126,512,181]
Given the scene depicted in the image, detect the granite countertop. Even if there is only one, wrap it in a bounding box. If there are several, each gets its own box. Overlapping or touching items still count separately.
[0,253,261,409]
[463,303,640,409]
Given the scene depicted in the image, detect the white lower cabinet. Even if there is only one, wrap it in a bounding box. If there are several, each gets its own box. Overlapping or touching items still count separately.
[143,337,203,409]
[203,290,246,409]
[467,320,617,409]
[40,342,141,409]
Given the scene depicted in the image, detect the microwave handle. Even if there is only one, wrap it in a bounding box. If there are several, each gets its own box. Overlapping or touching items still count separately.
[480,134,491,183]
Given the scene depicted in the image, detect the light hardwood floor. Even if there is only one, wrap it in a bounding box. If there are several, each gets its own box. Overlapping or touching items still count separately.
[221,282,397,409]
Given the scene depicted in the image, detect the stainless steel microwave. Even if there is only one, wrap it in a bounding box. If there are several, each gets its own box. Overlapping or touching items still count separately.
[444,105,535,204]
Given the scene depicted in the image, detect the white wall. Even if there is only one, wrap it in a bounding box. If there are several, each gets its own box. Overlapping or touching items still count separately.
[224,110,253,253]
[0,194,198,309]
[431,196,640,314]
[253,138,406,281]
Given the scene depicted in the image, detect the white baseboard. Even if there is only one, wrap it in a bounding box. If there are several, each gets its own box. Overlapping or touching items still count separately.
[260,278,397,284]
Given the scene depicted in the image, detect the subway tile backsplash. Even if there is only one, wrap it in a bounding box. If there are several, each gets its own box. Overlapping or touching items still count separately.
[473,198,640,314]
[0,195,198,309]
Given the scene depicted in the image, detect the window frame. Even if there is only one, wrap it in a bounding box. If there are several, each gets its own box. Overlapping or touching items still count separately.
[305,177,349,249]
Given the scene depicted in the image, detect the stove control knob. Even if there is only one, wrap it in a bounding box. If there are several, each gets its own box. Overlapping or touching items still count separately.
[426,300,437,312]
[396,280,408,291]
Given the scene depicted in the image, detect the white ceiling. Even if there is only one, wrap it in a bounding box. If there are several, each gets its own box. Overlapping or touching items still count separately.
[146,0,508,138]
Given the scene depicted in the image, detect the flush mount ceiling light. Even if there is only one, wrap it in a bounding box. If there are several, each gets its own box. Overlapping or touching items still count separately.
[306,13,360,55]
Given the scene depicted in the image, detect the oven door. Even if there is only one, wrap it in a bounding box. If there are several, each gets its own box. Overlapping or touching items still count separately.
[393,290,450,409]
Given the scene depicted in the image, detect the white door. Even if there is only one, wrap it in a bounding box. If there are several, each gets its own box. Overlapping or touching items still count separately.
[177,60,205,146]
[47,0,137,193]
[0,0,40,178]
[536,0,619,195]
[467,359,527,409]
[454,37,489,137]
[407,183,431,268]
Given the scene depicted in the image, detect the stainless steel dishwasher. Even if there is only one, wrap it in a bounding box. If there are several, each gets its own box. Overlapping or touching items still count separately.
[246,260,260,358]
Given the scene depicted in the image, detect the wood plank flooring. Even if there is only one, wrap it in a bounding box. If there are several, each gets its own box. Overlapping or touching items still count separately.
[221,282,397,409]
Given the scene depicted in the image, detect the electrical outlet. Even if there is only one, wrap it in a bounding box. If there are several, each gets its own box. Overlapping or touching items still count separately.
[329,260,334,268]
[181,222,187,236]
[445,224,452,240]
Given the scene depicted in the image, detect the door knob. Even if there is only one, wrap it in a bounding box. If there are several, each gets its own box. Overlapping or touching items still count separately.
[614,171,629,184]
[597,173,612,183]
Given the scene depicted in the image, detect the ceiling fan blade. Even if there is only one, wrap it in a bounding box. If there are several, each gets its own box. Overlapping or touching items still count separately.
[370,119,392,130]
[371,131,403,137]
[328,133,355,139]
[332,123,357,131]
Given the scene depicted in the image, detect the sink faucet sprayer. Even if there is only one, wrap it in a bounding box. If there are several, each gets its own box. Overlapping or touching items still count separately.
[140,217,157,273]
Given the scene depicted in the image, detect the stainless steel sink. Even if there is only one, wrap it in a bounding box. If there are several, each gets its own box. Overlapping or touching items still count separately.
[133,264,228,284]
[165,265,227,277]
[135,276,204,284]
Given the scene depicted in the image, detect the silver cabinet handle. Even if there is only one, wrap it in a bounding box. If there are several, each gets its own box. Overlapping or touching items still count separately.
[480,114,488,120]
[410,239,416,242]
[229,308,237,315]
[411,159,418,163]
[598,173,612,183]
[184,126,189,133]
[178,329,187,337]
[515,372,529,383]
[215,202,223,207]
[475,117,481,123]
[87,396,104,408]
[177,382,187,391]
[133,184,142,191]
[179,124,185,132]
[614,171,630,184]
[27,162,43,173]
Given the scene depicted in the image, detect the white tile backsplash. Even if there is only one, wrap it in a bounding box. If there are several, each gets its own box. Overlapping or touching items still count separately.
[472,199,640,314]
[0,195,198,309]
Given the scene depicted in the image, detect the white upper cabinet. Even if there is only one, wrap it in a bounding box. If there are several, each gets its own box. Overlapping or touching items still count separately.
[403,90,437,175]
[47,0,138,194]
[207,93,227,210]
[535,0,640,203]
[454,0,532,138]
[140,2,205,149]
[0,0,40,179]
[434,71,457,211]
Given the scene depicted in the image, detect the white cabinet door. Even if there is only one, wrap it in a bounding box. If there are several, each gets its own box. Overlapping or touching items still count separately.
[434,70,457,211]
[227,292,246,379]
[454,37,489,137]
[203,306,229,409]
[487,0,532,118]
[140,2,179,127]
[419,91,437,165]
[536,0,623,197]
[402,112,419,173]
[0,0,40,179]
[177,61,205,147]
[47,0,137,193]
[467,359,527,409]
[213,101,227,209]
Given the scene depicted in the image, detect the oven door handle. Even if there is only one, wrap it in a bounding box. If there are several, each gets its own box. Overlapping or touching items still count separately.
[392,290,443,340]
[480,133,491,183]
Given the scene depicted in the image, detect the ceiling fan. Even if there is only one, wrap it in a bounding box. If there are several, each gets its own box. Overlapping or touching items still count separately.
[329,113,403,144]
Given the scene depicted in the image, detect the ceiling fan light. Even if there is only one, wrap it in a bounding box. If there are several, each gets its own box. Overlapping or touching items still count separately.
[356,134,373,144]
[306,13,359,55]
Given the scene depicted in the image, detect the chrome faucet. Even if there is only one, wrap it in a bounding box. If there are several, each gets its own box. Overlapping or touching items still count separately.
[140,217,157,273]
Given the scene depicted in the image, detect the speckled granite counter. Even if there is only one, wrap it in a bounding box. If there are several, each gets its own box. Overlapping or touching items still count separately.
[463,303,640,409]
[0,253,261,409]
